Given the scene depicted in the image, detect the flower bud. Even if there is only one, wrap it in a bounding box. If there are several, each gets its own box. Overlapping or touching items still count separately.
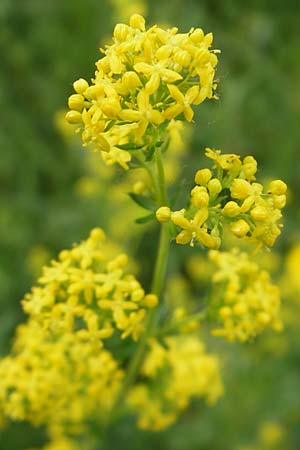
[223,201,241,217]
[156,206,171,223]
[194,168,212,185]
[114,23,130,40]
[90,228,105,242]
[242,156,257,179]
[73,78,89,94]
[250,205,268,221]
[143,294,158,308]
[132,288,145,302]
[268,180,287,195]
[85,85,104,99]
[68,94,84,111]
[122,71,141,90]
[191,186,209,208]
[101,99,121,118]
[129,14,146,31]
[207,178,222,195]
[273,195,286,209]
[173,49,191,67]
[65,110,82,124]
[132,181,146,194]
[190,28,204,43]
[230,219,250,238]
[230,179,252,199]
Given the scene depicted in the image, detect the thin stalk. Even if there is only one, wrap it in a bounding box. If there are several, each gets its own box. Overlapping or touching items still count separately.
[108,146,170,421]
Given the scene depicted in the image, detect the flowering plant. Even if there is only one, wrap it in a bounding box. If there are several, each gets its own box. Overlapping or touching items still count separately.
[0,14,287,450]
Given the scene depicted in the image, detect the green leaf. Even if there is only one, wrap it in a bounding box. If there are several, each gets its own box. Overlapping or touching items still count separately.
[116,143,145,151]
[104,120,116,132]
[128,193,156,211]
[135,213,155,224]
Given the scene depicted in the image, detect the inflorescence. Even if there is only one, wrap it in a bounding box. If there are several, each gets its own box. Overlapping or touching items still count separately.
[156,148,287,250]
[66,14,219,168]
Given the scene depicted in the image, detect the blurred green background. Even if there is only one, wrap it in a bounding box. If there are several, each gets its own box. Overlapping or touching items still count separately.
[0,0,299,449]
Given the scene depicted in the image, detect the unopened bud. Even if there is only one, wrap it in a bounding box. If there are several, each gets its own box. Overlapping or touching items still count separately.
[195,168,212,185]
[223,201,241,217]
[73,78,89,94]
[156,206,171,223]
[230,219,250,238]
[268,180,287,195]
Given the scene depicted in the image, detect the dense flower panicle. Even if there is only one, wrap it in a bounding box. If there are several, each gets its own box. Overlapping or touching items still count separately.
[156,149,286,250]
[128,336,223,430]
[0,228,160,444]
[209,249,282,342]
[22,228,158,343]
[66,14,219,168]
[0,320,122,436]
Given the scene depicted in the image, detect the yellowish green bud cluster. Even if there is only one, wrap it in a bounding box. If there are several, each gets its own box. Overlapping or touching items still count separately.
[128,336,223,430]
[156,148,286,249]
[66,14,219,168]
[209,249,282,342]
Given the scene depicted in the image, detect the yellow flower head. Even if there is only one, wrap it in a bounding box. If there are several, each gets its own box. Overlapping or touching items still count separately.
[128,335,223,430]
[209,248,282,342]
[160,149,286,250]
[66,15,219,168]
[0,228,159,441]
[22,228,158,343]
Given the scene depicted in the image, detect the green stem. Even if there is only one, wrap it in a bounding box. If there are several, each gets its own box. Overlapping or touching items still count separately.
[155,147,168,205]
[108,146,170,421]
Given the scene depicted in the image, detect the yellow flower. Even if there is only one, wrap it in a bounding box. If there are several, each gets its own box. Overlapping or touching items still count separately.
[119,89,164,139]
[209,249,282,342]
[165,84,200,121]
[134,61,182,95]
[128,336,223,430]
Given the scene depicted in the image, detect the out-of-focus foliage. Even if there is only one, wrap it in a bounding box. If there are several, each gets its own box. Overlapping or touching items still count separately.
[0,0,299,449]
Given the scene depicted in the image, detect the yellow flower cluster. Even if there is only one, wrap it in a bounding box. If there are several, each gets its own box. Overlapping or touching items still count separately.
[209,249,282,342]
[0,228,160,442]
[22,228,158,343]
[156,148,286,250]
[66,14,219,168]
[128,336,223,430]
[0,320,122,438]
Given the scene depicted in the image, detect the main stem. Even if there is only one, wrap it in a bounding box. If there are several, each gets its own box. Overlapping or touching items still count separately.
[114,148,170,407]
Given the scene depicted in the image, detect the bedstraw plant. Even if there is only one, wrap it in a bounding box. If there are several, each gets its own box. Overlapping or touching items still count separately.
[0,14,287,450]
